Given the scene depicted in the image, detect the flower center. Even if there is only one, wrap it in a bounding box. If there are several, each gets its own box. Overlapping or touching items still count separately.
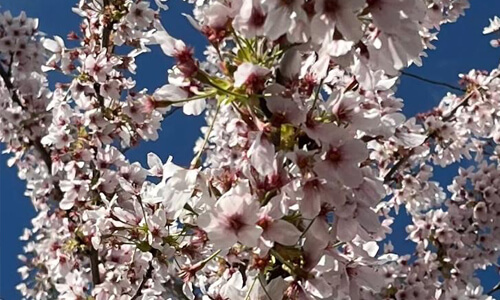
[245,73,266,94]
[326,147,342,164]
[323,0,340,15]
[250,8,266,28]
[280,0,295,7]
[227,214,244,232]
[257,215,273,231]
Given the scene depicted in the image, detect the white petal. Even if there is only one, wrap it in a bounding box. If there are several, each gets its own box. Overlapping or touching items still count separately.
[248,132,275,176]
[43,38,60,52]
[266,220,300,245]
[305,277,333,298]
[237,225,263,247]
[162,156,182,180]
[183,99,206,116]
[394,131,427,147]
[147,152,163,170]
[337,217,358,242]
[183,282,195,300]
[59,197,74,210]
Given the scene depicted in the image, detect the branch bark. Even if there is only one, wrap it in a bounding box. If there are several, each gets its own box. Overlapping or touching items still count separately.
[89,248,101,285]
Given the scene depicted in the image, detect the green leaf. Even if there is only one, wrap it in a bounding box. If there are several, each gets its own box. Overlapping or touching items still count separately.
[280,124,296,151]
[136,241,152,252]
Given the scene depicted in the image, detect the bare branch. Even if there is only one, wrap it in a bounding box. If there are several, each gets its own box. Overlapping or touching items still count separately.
[401,71,466,92]
[487,282,500,296]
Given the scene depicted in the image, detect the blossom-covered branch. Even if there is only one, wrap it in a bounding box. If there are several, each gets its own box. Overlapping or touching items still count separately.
[3,0,500,300]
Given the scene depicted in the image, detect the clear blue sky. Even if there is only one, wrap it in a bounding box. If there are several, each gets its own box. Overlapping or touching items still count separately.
[1,0,499,299]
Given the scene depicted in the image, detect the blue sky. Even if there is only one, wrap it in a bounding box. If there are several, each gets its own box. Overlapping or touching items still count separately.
[1,0,500,299]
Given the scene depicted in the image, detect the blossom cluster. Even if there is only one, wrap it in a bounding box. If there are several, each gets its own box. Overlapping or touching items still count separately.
[1,0,500,299]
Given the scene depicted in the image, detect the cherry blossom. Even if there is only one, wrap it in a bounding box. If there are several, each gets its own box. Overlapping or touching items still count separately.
[3,0,500,299]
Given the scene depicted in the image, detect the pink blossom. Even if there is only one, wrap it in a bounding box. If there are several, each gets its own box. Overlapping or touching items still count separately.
[314,125,368,188]
[234,63,270,94]
[198,188,263,249]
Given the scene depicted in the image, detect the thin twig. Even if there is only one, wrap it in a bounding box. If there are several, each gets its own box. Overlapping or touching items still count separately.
[487,281,500,296]
[401,71,465,92]
[258,274,273,300]
[307,78,324,116]
[244,276,258,300]
[298,218,316,241]
[442,90,475,122]
[190,101,222,168]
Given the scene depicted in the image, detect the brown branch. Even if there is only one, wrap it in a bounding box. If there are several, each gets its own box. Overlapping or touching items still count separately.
[1,62,53,171]
[92,0,115,108]
[0,62,23,107]
[401,71,466,92]
[85,0,118,287]
[442,91,474,122]
[89,248,101,285]
[101,0,112,52]
[3,0,117,289]
[33,139,53,171]
[1,10,118,285]
[171,281,190,300]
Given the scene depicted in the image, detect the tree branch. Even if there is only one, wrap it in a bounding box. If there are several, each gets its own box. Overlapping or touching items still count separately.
[86,0,117,286]
[401,71,466,92]
[487,282,500,296]
[0,63,23,107]
[94,0,115,107]
[1,15,117,287]
[0,63,64,202]
[89,248,101,285]
[101,0,113,53]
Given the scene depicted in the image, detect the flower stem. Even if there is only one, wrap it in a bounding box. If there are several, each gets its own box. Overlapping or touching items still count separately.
[201,249,221,265]
[308,79,324,116]
[258,274,273,300]
[190,101,222,168]
[244,276,258,300]
[155,91,216,108]
[270,248,296,274]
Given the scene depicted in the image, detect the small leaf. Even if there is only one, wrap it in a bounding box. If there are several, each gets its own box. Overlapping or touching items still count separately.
[136,241,152,252]
[280,124,296,151]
